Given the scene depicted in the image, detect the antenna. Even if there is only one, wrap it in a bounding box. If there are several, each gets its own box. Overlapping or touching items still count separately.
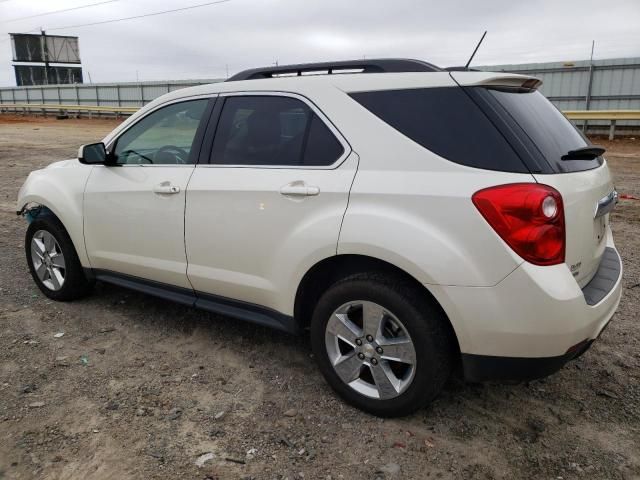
[464,30,487,69]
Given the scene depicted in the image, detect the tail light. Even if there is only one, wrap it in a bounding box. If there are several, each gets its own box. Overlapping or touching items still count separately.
[472,183,565,266]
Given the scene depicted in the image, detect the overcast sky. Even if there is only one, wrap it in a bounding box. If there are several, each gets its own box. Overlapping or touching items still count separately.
[1,0,639,87]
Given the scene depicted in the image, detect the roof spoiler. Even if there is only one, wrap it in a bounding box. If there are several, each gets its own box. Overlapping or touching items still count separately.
[449,71,543,90]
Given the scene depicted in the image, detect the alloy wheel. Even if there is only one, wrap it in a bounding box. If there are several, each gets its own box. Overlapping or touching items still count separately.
[31,230,66,291]
[324,300,417,400]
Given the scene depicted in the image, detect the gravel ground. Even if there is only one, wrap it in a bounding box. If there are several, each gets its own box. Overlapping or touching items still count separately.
[0,115,639,480]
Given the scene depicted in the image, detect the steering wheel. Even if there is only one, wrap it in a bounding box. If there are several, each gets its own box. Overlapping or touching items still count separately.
[154,145,189,164]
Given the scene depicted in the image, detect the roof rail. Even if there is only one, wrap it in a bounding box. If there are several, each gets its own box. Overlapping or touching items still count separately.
[226,58,442,81]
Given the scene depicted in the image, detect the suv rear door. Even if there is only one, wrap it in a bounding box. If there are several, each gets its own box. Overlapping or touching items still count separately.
[184,93,357,316]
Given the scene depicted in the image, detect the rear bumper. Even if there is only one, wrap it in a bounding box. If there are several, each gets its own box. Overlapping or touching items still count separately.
[461,338,595,382]
[428,232,622,382]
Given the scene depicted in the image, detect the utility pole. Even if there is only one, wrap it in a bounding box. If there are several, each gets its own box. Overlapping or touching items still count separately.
[583,40,595,133]
[40,29,50,85]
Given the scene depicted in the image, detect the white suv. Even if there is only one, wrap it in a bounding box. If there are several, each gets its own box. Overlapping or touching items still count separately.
[17,59,622,416]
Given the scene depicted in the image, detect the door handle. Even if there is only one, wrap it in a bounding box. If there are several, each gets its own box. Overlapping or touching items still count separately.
[280,183,320,197]
[153,183,180,194]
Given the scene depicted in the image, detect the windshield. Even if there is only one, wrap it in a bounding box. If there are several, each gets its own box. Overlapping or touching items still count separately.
[486,89,603,173]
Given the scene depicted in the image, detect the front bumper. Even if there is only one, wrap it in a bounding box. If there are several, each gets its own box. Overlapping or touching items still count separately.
[428,235,622,382]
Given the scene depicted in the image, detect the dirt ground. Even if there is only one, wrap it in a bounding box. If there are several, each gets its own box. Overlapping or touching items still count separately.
[0,114,639,480]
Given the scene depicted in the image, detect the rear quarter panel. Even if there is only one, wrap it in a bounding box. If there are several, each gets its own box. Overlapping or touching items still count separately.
[328,84,534,287]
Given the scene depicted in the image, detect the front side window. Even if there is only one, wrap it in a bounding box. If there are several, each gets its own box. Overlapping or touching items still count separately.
[210,95,344,167]
[113,99,208,165]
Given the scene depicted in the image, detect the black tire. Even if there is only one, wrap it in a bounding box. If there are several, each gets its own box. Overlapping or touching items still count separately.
[25,215,94,301]
[310,273,453,417]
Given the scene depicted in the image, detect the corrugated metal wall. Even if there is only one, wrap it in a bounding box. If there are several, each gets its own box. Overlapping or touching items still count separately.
[480,57,640,130]
[0,79,223,108]
[1,57,639,132]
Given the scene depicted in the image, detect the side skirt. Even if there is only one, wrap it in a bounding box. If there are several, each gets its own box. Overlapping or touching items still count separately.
[87,268,298,334]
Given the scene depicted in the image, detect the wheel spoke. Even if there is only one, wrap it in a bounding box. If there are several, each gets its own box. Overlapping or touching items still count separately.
[43,232,55,253]
[370,363,400,400]
[35,261,47,281]
[333,353,363,384]
[362,302,384,338]
[50,253,66,269]
[326,313,361,345]
[379,338,416,365]
[32,237,46,257]
[52,267,65,286]
[48,268,61,290]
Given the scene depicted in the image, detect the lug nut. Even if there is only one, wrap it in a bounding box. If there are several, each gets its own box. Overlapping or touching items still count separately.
[376,346,383,354]
[366,335,374,342]
[355,338,362,346]
[357,353,365,360]
[371,358,378,365]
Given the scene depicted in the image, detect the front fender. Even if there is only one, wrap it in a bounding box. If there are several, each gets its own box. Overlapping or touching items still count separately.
[17,160,93,267]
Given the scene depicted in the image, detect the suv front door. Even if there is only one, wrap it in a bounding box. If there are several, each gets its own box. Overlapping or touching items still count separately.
[84,97,213,288]
[185,93,357,317]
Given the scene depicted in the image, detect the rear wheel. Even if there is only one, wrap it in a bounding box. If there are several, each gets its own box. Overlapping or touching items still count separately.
[310,273,453,417]
[26,216,94,301]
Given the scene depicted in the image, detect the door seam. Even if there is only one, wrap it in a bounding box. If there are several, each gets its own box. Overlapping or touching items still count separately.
[335,151,360,255]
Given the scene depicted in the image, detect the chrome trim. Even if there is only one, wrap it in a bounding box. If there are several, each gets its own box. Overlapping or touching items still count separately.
[595,190,618,218]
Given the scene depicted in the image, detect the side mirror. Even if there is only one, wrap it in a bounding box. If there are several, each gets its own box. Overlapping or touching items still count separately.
[78,142,112,164]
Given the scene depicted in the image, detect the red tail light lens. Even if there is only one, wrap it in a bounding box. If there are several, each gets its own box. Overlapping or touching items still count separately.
[472,183,565,266]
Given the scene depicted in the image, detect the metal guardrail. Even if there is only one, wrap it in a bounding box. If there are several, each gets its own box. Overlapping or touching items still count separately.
[0,103,138,116]
[2,103,640,139]
[564,110,640,139]
[563,110,640,120]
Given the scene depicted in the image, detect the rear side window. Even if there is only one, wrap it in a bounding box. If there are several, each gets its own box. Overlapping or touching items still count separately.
[210,96,344,166]
[349,87,528,173]
[485,89,602,173]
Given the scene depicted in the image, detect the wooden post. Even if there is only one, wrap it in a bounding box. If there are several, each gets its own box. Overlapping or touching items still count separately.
[609,120,616,141]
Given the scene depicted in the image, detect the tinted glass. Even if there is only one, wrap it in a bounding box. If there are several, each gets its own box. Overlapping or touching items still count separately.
[487,89,602,173]
[350,87,528,173]
[114,99,208,165]
[211,96,343,166]
[302,114,344,166]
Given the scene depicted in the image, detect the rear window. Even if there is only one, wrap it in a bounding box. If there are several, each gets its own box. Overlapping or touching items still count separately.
[349,87,529,173]
[486,89,602,173]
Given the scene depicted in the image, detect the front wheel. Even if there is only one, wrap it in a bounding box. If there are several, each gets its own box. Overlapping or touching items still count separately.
[310,273,453,417]
[25,215,94,301]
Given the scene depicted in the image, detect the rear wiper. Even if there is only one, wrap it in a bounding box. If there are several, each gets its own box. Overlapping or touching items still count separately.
[561,145,605,161]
